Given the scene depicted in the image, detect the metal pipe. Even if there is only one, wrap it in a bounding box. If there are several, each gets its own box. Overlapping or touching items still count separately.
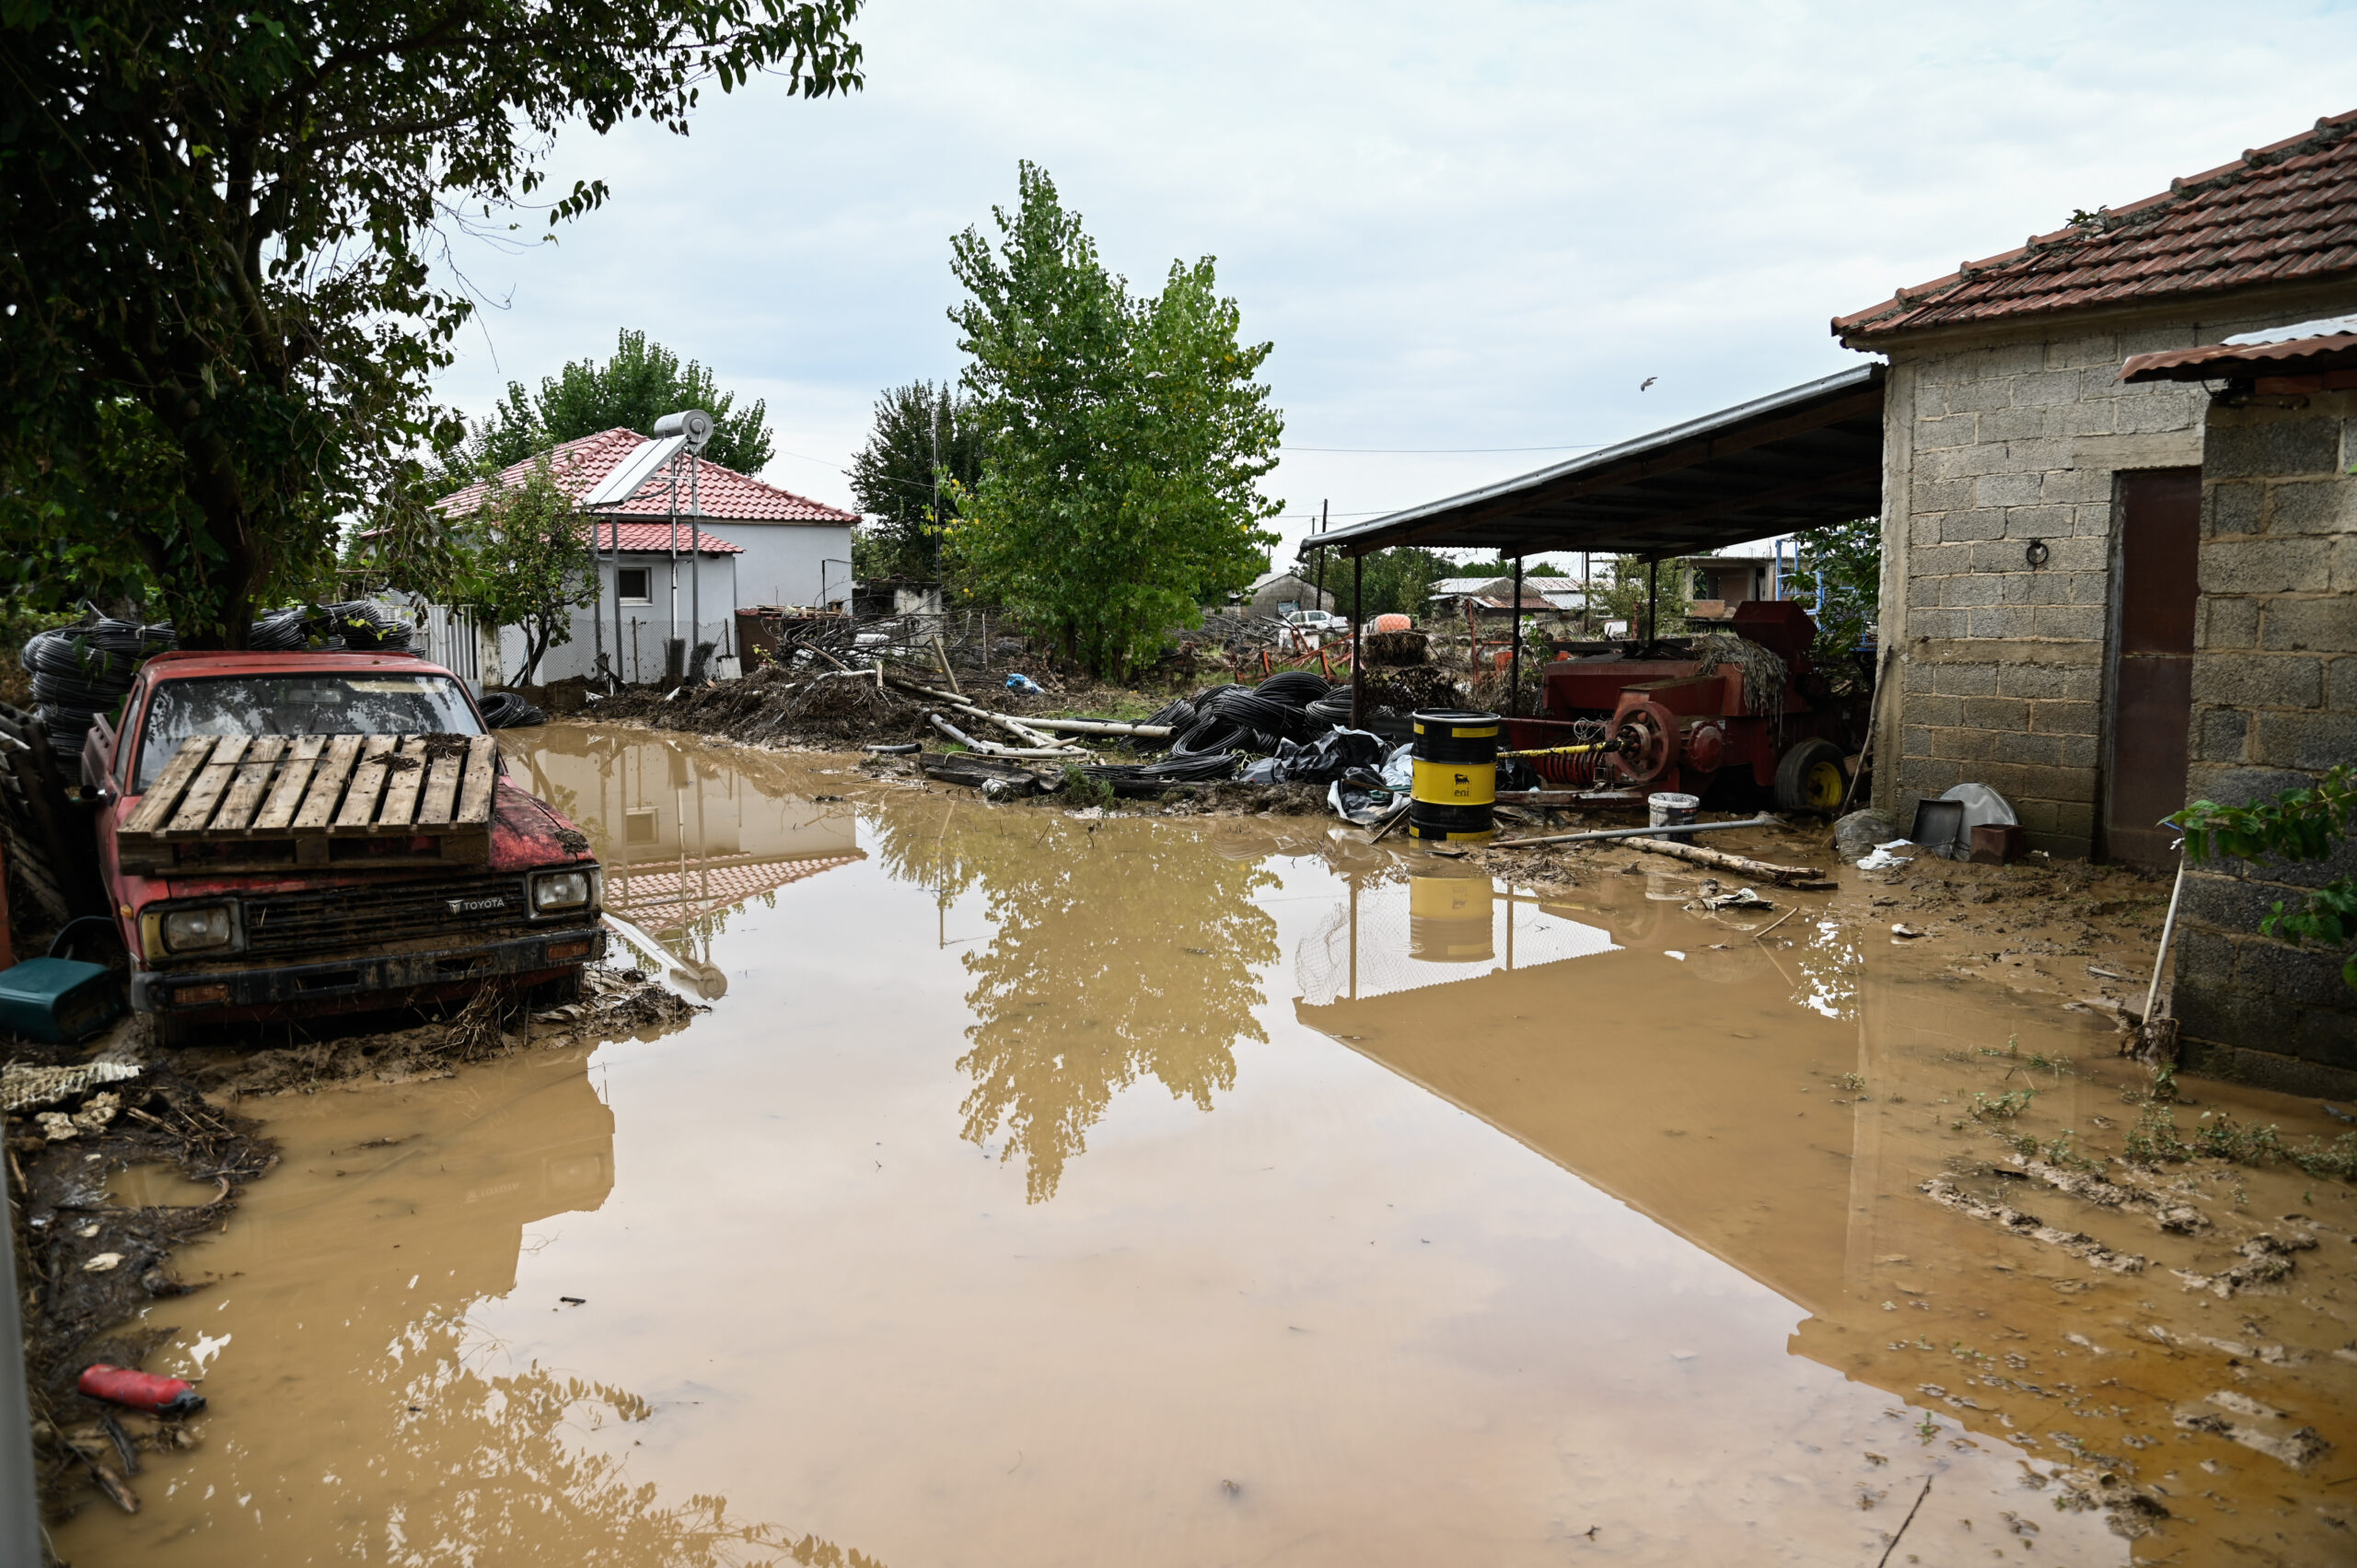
[689,451,701,672]
[1491,812,1782,850]
[1350,552,1364,728]
[2142,853,2188,1030]
[1510,552,1524,717]
[1645,557,1659,645]
[1,1147,47,1568]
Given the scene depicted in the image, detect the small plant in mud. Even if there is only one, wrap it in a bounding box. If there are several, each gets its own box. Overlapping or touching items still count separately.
[1913,1412,1940,1443]
[1058,763,1116,808]
[2122,1102,2357,1180]
[2148,1062,2179,1103]
[1968,1087,2038,1121]
[2039,1130,2098,1172]
[1837,1072,1864,1091]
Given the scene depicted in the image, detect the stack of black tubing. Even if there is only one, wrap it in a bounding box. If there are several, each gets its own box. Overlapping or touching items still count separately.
[1167,673,1335,757]
[478,691,546,729]
[23,601,414,766]
[1074,751,1242,797]
[22,618,175,767]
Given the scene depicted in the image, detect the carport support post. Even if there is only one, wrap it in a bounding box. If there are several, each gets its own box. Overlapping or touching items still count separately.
[1350,552,1364,728]
[1645,557,1659,645]
[1510,553,1524,716]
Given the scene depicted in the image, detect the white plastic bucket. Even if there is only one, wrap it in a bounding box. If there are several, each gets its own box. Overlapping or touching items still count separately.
[1648,792,1700,829]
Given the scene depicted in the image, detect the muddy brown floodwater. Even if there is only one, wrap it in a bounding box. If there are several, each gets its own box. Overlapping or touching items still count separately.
[52,722,2357,1566]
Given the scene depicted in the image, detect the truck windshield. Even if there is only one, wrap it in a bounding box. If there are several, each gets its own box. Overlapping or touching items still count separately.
[134,674,483,790]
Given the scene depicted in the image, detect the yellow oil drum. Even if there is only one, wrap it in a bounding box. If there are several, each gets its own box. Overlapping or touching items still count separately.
[1408,709,1500,842]
[1408,873,1494,962]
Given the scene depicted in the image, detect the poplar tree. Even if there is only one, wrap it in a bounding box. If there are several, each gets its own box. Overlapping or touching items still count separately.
[946,164,1283,679]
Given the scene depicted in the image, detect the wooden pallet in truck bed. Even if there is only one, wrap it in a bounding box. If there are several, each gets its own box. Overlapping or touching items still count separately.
[115,733,500,874]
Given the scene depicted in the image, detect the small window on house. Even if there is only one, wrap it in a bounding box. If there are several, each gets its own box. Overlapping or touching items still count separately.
[623,807,657,845]
[617,567,652,604]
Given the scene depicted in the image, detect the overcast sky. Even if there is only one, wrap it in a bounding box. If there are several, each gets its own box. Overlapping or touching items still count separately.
[433,0,2357,566]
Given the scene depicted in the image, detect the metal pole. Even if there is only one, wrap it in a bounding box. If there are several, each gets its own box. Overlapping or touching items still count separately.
[931,393,944,580]
[689,453,702,672]
[1316,500,1328,610]
[1349,552,1364,728]
[667,454,681,679]
[1,1155,47,1568]
[1646,558,1659,645]
[1510,553,1524,717]
[610,514,624,690]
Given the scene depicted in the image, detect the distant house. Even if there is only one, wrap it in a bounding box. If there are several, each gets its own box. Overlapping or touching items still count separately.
[437,427,861,684]
[1246,570,1334,618]
[1428,576,1555,620]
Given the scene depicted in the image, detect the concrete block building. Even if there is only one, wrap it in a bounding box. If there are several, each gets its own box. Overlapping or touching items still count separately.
[1835,110,2357,867]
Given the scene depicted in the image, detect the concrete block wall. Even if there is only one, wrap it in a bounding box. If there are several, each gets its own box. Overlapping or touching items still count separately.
[1871,297,2352,856]
[2171,389,2357,1088]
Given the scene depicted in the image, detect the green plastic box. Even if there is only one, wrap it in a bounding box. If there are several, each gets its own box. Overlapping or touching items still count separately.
[0,957,123,1044]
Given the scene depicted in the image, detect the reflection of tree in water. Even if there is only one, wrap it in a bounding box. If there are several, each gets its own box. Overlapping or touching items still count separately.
[377,1309,886,1567]
[871,807,1278,1202]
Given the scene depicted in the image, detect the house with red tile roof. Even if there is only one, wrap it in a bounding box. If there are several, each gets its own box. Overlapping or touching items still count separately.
[439,427,861,685]
[1835,110,2357,1091]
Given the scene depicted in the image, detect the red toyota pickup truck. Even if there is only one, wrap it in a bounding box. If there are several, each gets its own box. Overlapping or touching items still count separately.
[81,650,603,1042]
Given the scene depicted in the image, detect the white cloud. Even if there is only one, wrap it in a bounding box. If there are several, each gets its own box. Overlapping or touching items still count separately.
[432,0,2357,561]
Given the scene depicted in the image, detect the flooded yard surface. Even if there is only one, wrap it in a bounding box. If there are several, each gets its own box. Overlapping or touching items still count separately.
[52,722,2356,1566]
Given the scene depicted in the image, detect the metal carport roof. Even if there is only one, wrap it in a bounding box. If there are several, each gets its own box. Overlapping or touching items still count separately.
[1306,363,1885,560]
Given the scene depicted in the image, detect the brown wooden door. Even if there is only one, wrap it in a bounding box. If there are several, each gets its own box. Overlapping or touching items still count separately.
[2104,468,2201,867]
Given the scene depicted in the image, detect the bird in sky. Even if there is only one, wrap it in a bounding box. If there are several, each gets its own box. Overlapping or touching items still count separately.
[1640,377,1657,391]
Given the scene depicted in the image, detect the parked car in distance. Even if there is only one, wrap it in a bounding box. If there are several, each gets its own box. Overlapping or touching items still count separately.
[1283,610,1345,632]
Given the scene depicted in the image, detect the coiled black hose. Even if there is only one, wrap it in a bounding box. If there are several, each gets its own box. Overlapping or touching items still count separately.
[1254,670,1331,705]
[478,691,546,729]
[1144,698,1198,732]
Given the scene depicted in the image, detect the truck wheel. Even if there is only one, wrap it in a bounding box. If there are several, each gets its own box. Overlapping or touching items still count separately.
[1774,738,1848,814]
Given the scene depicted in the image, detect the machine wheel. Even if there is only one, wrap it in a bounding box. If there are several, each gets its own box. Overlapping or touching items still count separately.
[1773,738,1848,814]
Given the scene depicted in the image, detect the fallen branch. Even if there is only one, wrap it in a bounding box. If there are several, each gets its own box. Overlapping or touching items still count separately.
[1631,836,1826,886]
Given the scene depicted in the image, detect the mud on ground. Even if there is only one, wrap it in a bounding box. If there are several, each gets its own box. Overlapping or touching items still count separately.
[6,962,701,1521]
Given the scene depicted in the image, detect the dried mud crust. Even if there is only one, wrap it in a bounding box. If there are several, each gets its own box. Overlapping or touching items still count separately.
[6,962,700,1518]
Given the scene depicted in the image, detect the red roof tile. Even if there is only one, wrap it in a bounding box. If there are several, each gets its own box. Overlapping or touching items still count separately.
[1837,110,2357,340]
[438,427,858,526]
[597,521,743,555]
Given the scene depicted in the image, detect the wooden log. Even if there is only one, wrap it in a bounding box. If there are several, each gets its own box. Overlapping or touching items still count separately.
[1628,835,1824,885]
[121,737,215,836]
[454,734,499,824]
[293,733,365,830]
[163,736,250,835]
[416,743,464,825]
[206,736,289,831]
[251,735,328,831]
[332,735,398,830]
[374,736,429,830]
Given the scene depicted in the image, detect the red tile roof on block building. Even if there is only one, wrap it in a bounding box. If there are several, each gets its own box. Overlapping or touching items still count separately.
[598,521,743,555]
[437,427,859,526]
[1835,110,2357,341]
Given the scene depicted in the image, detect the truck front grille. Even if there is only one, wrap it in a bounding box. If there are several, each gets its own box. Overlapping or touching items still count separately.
[240,872,540,959]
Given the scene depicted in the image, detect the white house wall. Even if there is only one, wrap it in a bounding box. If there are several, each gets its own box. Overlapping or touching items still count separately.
[487,552,740,688]
[726,522,855,610]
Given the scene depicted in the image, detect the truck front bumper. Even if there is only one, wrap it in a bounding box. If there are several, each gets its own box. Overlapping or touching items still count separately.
[132,926,606,1015]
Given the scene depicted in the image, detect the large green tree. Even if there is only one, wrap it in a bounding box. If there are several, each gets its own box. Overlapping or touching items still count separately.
[846,379,984,580]
[1,1,861,646]
[946,163,1282,678]
[473,329,774,479]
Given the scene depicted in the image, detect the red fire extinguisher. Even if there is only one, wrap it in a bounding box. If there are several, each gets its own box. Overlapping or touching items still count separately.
[77,1364,206,1415]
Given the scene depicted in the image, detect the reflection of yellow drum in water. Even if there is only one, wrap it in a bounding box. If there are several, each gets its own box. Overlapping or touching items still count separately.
[1408,874,1495,962]
[1408,710,1500,842]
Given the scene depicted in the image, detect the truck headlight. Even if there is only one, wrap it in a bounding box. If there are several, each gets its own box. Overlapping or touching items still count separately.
[160,904,238,954]
[530,868,598,915]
